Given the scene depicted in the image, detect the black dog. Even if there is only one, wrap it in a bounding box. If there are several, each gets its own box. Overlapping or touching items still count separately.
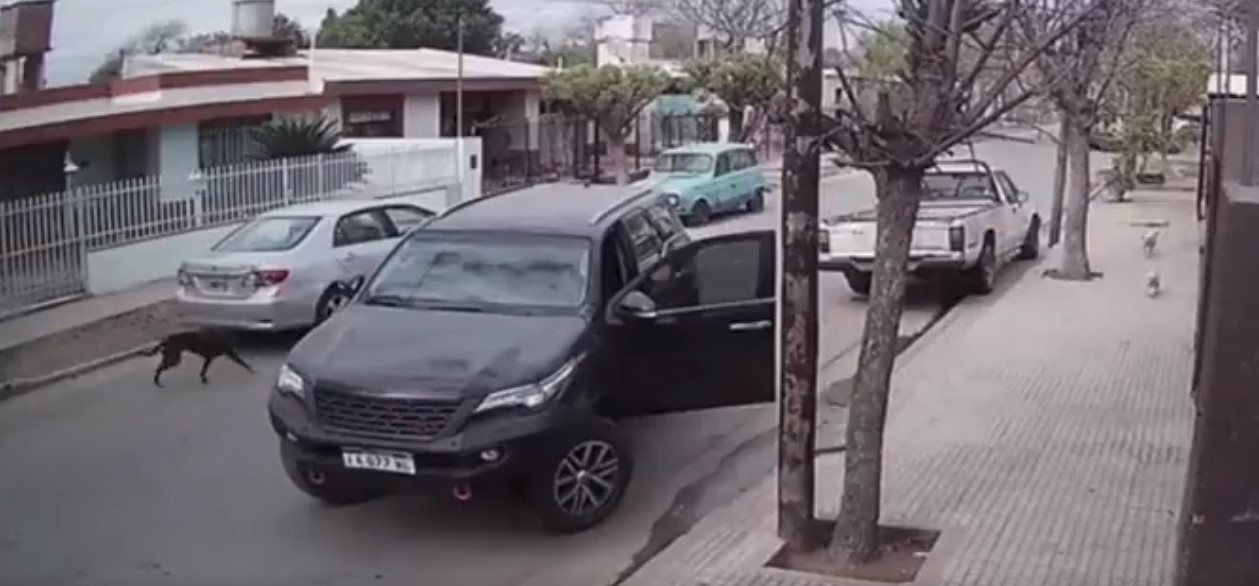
[144,329,255,387]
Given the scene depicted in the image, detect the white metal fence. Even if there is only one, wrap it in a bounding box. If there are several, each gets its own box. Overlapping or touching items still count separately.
[0,145,459,318]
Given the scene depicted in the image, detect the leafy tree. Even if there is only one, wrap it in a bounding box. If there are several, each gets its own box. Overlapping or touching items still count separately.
[1025,0,1145,280]
[317,0,506,57]
[1104,15,1210,200]
[544,64,671,184]
[271,13,311,48]
[684,55,782,141]
[89,20,188,84]
[853,20,909,79]
[251,116,350,159]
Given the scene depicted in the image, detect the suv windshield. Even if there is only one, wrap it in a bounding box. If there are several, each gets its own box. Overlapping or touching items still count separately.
[214,216,320,252]
[655,153,713,174]
[364,233,592,311]
[922,172,998,201]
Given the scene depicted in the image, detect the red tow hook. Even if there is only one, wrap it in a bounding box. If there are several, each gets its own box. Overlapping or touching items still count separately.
[451,482,472,502]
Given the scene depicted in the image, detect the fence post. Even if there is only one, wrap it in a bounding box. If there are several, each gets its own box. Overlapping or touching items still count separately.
[282,158,293,205]
[316,154,324,197]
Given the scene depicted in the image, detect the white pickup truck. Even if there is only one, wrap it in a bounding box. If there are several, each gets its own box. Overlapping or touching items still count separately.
[818,160,1041,296]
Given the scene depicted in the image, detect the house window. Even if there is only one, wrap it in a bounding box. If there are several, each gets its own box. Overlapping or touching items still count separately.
[198,115,270,169]
[343,109,401,137]
[342,95,404,138]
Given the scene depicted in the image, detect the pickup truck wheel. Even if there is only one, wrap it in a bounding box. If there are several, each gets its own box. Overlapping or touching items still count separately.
[530,420,633,534]
[968,241,997,295]
[844,271,872,296]
[687,201,712,227]
[1018,218,1041,260]
[747,189,765,213]
[280,441,384,506]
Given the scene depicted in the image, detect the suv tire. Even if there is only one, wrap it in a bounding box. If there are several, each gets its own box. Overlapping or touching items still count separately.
[844,271,872,296]
[967,239,997,295]
[530,420,633,534]
[280,441,384,506]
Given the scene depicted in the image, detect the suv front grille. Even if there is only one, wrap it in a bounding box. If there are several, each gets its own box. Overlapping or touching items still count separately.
[313,387,459,440]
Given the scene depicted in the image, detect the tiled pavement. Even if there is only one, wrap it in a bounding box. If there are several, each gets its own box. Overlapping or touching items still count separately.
[625,190,1198,586]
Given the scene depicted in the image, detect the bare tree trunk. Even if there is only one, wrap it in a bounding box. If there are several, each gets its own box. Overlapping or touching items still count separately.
[1056,116,1095,279]
[829,167,924,564]
[777,0,823,555]
[729,107,746,142]
[1048,116,1070,246]
[606,132,629,185]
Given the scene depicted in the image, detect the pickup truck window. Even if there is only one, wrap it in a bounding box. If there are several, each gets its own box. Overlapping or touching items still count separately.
[993,172,1019,202]
[922,173,999,201]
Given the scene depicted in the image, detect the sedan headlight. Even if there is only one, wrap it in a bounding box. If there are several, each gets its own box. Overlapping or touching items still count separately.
[664,193,681,207]
[276,364,307,397]
[474,356,581,414]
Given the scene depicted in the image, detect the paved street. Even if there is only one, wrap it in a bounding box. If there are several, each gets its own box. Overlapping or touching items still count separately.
[0,138,1078,586]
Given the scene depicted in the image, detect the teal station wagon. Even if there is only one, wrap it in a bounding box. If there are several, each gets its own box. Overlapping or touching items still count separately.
[639,143,769,227]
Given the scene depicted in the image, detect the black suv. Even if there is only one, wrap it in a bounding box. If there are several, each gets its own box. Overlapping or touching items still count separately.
[267,183,777,533]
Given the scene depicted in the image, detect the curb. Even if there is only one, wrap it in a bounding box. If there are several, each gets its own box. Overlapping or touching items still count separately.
[0,342,157,404]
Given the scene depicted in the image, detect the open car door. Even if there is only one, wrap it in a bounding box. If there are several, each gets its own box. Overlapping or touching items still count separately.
[601,230,776,417]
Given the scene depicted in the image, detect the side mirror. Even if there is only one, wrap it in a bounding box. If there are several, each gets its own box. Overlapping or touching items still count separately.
[1017,191,1031,204]
[616,291,659,320]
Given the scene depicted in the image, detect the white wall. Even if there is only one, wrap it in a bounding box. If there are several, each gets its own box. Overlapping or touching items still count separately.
[403,94,441,137]
[156,123,199,202]
[82,139,483,295]
[86,225,236,295]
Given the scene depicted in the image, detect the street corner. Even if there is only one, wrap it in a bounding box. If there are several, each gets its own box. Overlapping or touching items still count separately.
[0,300,180,397]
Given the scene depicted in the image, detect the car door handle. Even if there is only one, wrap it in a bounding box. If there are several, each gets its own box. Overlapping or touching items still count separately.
[729,320,772,331]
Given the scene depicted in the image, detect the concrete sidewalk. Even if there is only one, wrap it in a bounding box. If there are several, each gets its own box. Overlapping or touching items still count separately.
[624,190,1197,586]
[0,280,177,395]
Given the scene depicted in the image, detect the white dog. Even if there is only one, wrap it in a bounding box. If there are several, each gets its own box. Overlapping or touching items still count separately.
[1142,229,1160,258]
[1146,270,1162,298]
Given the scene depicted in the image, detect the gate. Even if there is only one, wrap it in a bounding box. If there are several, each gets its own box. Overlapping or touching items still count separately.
[0,191,88,318]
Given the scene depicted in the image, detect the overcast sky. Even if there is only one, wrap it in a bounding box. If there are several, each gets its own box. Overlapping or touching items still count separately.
[44,0,893,85]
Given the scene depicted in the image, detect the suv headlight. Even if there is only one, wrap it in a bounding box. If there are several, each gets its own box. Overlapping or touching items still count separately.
[276,364,307,397]
[474,356,581,414]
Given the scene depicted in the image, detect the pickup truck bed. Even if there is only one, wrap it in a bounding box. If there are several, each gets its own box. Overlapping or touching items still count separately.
[818,161,1041,296]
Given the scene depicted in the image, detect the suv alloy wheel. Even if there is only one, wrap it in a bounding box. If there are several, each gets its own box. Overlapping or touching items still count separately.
[529,420,633,534]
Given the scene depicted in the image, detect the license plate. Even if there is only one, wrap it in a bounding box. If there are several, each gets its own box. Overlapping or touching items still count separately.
[341,448,417,475]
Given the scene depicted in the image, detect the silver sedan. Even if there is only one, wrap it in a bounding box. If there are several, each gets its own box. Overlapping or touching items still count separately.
[174,199,434,331]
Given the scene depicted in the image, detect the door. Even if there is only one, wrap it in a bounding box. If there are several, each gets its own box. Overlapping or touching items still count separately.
[992,171,1029,255]
[332,208,395,279]
[711,152,738,210]
[601,231,777,416]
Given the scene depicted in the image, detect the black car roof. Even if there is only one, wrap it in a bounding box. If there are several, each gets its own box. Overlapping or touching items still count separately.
[426,182,663,239]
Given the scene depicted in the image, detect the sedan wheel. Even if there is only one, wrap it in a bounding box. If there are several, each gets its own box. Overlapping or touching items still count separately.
[315,286,352,325]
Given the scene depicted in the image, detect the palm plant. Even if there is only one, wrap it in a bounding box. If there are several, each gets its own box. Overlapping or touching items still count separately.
[250,116,350,160]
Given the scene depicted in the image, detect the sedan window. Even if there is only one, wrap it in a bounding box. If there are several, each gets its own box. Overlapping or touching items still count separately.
[212,216,320,252]
[333,209,391,247]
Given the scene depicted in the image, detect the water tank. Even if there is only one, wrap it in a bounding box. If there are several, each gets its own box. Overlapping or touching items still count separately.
[231,0,275,41]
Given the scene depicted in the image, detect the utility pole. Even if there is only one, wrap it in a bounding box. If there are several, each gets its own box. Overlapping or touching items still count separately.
[453,10,466,207]
[777,0,823,554]
[1243,0,1258,186]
